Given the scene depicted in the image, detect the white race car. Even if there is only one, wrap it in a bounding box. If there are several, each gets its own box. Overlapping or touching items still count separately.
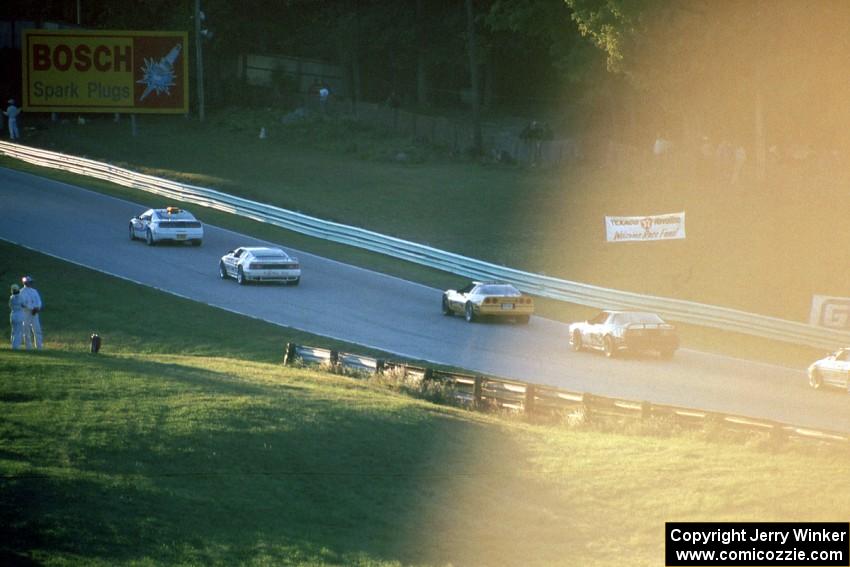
[129,207,204,246]
[569,310,679,359]
[442,281,533,324]
[808,348,850,392]
[219,246,301,285]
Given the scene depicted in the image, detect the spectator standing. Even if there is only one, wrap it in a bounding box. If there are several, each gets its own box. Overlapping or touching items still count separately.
[653,134,671,157]
[731,145,747,185]
[8,284,24,349]
[19,276,43,349]
[318,85,329,113]
[4,99,20,140]
[520,121,553,165]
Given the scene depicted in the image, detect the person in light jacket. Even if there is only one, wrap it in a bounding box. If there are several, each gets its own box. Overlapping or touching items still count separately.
[19,275,42,349]
[4,99,20,140]
[8,283,24,349]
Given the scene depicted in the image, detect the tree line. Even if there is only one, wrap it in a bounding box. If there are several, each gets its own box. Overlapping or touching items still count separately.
[7,0,850,162]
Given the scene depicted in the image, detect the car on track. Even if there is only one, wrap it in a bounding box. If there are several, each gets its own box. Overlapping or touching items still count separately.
[807,348,850,392]
[129,206,204,246]
[441,281,533,324]
[569,310,678,358]
[219,246,301,285]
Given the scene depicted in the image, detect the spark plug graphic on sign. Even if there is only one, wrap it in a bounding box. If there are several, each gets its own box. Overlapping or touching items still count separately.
[137,44,182,101]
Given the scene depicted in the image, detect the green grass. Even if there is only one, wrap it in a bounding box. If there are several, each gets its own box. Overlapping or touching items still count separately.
[0,240,421,363]
[3,244,850,566]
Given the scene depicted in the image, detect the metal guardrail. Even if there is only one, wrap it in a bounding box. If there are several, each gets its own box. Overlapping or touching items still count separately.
[282,342,849,445]
[4,140,850,350]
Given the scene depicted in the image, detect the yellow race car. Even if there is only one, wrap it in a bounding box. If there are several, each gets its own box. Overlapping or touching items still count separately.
[442,281,534,324]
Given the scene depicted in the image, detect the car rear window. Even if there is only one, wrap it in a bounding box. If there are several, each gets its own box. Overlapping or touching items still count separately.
[478,284,520,296]
[614,312,665,325]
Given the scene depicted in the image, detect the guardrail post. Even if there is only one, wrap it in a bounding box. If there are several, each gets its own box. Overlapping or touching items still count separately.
[769,422,788,444]
[473,376,483,409]
[582,393,594,421]
[329,350,339,367]
[376,359,386,374]
[524,385,536,417]
[283,342,297,365]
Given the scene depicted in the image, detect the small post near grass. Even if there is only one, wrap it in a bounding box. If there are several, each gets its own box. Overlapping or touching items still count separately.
[524,384,536,417]
[283,342,297,365]
[473,376,483,409]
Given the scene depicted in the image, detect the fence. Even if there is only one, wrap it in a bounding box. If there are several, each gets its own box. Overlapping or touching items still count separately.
[3,140,850,351]
[283,342,849,445]
[348,101,580,166]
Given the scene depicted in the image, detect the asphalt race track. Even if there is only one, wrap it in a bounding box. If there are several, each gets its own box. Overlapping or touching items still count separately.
[2,166,848,432]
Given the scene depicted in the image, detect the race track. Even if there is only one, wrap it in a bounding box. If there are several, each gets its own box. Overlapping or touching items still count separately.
[2,167,848,432]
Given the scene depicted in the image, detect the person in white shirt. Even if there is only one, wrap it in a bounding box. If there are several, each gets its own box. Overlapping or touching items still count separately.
[319,86,329,112]
[8,284,24,349]
[4,99,21,140]
[19,276,43,349]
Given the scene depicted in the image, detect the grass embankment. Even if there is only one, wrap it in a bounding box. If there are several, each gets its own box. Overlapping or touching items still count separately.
[0,111,829,368]
[3,226,850,566]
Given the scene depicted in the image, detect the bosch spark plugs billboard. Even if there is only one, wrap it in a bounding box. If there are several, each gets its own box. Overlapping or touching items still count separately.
[23,30,189,114]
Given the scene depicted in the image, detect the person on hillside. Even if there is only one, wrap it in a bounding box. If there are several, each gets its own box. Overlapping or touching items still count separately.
[19,275,43,349]
[520,121,553,165]
[8,283,24,349]
[4,99,21,141]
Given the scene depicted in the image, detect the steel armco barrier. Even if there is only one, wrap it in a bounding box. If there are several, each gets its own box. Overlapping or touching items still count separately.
[4,140,850,350]
[283,342,849,445]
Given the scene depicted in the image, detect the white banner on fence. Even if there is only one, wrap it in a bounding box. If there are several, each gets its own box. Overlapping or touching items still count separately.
[810,295,850,330]
[605,211,686,242]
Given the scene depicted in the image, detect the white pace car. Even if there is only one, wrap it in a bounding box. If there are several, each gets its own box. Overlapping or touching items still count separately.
[129,207,204,246]
[807,348,850,392]
[219,246,301,285]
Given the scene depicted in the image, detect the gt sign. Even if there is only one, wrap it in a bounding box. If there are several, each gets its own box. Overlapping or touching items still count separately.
[23,30,189,114]
[810,295,850,330]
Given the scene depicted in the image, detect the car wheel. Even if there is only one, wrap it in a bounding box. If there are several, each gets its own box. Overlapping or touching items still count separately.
[192,239,202,247]
[219,262,228,280]
[442,296,452,316]
[517,315,530,325]
[464,302,476,323]
[129,224,135,241]
[145,229,155,246]
[571,331,582,352]
[603,336,617,358]
[809,370,823,390]
[237,267,246,285]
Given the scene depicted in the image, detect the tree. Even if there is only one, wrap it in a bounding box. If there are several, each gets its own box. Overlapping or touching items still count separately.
[564,0,850,182]
[466,0,482,155]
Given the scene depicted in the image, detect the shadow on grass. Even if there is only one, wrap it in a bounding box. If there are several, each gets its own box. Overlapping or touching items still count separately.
[1,351,590,565]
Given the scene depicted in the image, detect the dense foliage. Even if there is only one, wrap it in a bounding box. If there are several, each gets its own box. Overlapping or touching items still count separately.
[7,1,850,160]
